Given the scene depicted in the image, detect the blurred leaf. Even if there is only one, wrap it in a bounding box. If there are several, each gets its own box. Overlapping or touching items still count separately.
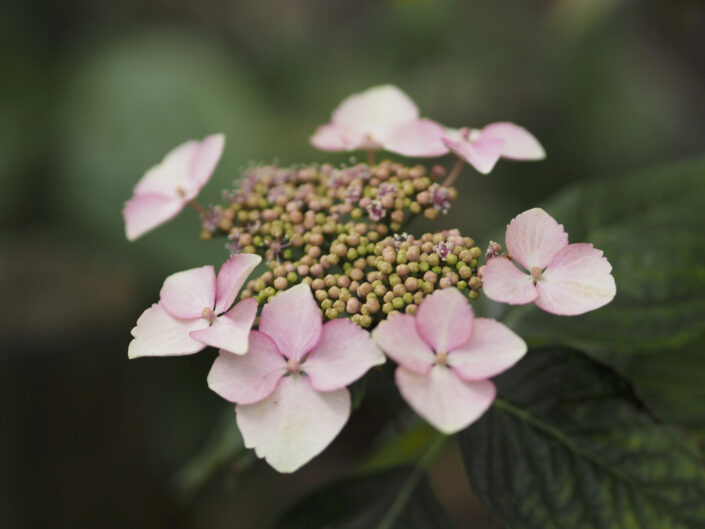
[503,156,705,432]
[171,409,253,498]
[270,465,455,529]
[459,347,705,529]
[363,421,442,472]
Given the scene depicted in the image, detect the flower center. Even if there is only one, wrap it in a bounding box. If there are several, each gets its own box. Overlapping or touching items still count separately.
[176,186,187,198]
[201,307,217,324]
[530,266,543,282]
[286,359,301,374]
[434,351,448,366]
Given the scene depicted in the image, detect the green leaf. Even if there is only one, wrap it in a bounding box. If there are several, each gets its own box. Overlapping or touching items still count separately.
[458,347,705,529]
[503,156,705,432]
[270,465,456,529]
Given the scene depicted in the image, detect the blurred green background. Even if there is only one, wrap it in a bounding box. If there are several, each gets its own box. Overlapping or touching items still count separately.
[2,0,704,527]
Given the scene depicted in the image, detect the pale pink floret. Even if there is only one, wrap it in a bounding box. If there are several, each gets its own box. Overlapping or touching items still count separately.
[128,254,261,359]
[482,208,617,316]
[441,123,545,174]
[372,289,527,434]
[207,284,385,473]
[123,134,225,241]
[310,85,448,157]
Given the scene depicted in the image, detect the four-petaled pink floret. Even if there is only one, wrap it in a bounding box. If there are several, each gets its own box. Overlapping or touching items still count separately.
[373,288,527,434]
[128,253,261,358]
[123,134,225,241]
[481,207,617,315]
[207,284,385,473]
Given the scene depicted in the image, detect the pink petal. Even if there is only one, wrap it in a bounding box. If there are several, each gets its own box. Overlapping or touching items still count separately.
[380,118,450,157]
[159,265,217,319]
[395,366,496,434]
[481,122,545,160]
[447,318,527,380]
[536,243,617,315]
[189,133,225,189]
[259,284,322,362]
[190,298,258,354]
[123,193,183,242]
[442,134,504,174]
[236,375,350,473]
[310,124,358,151]
[331,85,419,145]
[505,207,569,270]
[214,254,262,315]
[134,139,199,197]
[207,330,287,405]
[303,319,385,392]
[481,257,538,305]
[134,135,222,201]
[372,314,435,374]
[127,304,208,359]
[416,289,474,353]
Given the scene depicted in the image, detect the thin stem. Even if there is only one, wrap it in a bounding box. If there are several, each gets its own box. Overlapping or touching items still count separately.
[187,199,208,216]
[366,149,376,166]
[442,156,465,187]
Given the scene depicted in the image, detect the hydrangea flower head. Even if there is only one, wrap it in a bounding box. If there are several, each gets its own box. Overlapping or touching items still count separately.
[373,288,527,434]
[310,85,447,157]
[123,134,225,240]
[128,253,261,358]
[207,284,385,473]
[482,207,616,315]
[442,123,545,174]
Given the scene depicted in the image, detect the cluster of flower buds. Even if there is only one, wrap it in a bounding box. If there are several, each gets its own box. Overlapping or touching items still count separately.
[123,84,617,475]
[238,229,484,326]
[199,161,458,257]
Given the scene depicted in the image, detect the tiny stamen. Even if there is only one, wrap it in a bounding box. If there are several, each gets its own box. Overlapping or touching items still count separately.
[530,266,543,282]
[434,351,448,366]
[201,307,217,324]
[286,359,301,374]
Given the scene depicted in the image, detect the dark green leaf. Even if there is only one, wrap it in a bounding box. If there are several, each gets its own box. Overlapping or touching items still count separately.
[270,466,456,529]
[503,157,705,432]
[171,409,254,497]
[459,347,705,529]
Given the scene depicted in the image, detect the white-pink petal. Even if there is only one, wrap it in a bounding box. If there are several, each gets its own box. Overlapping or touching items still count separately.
[309,124,356,151]
[505,207,569,270]
[134,134,223,200]
[159,265,216,319]
[123,193,183,242]
[189,133,225,190]
[214,254,262,315]
[442,134,505,175]
[536,243,617,316]
[128,304,208,359]
[236,375,350,473]
[395,366,496,435]
[480,257,538,306]
[304,319,385,392]
[372,314,435,374]
[448,318,527,381]
[416,289,474,353]
[331,85,419,144]
[207,331,286,405]
[259,284,322,362]
[190,298,258,354]
[381,118,450,157]
[481,122,545,160]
